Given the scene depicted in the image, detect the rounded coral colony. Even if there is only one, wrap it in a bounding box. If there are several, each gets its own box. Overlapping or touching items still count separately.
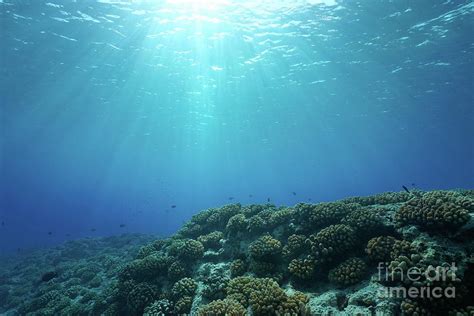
[2,190,473,315]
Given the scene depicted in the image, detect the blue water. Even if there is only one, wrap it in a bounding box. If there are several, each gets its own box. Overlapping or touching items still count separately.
[0,0,473,254]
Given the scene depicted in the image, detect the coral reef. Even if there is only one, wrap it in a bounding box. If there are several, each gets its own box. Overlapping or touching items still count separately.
[197,299,246,316]
[328,257,367,286]
[1,189,473,316]
[249,234,282,260]
[198,231,224,249]
[395,191,473,230]
[307,224,356,263]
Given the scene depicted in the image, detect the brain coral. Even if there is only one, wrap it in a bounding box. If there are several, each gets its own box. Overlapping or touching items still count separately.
[395,191,472,230]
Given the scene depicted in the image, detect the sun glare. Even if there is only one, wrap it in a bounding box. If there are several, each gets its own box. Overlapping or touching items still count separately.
[166,0,230,11]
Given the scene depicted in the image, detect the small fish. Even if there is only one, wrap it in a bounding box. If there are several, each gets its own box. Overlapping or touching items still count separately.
[228,197,234,200]
[48,231,52,235]
[119,224,126,228]
[308,198,312,201]
[411,183,416,187]
[267,198,271,202]
[90,228,96,232]
[171,205,176,209]
[292,192,296,196]
[249,194,253,198]
[402,185,410,194]
[1,221,4,226]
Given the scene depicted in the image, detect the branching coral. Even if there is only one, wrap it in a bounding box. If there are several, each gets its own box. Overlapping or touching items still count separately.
[174,296,193,314]
[288,258,315,280]
[226,214,247,235]
[226,277,309,316]
[197,299,246,316]
[307,224,356,262]
[268,208,296,227]
[168,239,204,261]
[143,299,174,316]
[282,234,306,259]
[207,204,242,229]
[295,202,359,229]
[171,278,197,299]
[366,236,397,262]
[342,207,384,236]
[328,257,367,286]
[120,253,171,282]
[167,261,188,281]
[126,283,159,315]
[395,191,472,230]
[198,231,224,249]
[342,191,411,206]
[230,259,247,278]
[249,235,282,260]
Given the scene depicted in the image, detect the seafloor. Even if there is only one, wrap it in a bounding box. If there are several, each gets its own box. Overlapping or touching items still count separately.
[1,190,473,315]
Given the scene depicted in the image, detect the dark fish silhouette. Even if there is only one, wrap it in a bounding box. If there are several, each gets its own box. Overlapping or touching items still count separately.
[228,197,234,200]
[402,185,410,194]
[249,194,253,198]
[171,205,176,209]
[41,271,58,282]
[91,228,96,232]
[119,224,126,228]
[1,221,4,226]
[292,192,296,196]
[308,198,312,201]
[48,232,52,235]
[267,198,271,202]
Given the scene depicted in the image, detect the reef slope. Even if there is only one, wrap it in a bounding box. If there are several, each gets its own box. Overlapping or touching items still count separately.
[1,189,473,315]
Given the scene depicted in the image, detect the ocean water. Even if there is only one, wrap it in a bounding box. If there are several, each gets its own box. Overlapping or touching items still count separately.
[0,0,473,255]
